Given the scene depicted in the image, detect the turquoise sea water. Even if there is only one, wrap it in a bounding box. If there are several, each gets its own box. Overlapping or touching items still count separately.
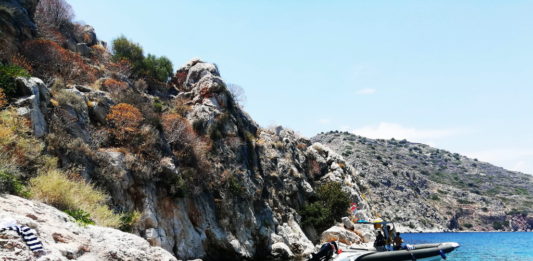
[402,232,533,261]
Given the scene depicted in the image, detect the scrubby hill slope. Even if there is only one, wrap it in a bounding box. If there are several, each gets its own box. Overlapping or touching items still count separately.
[312,131,533,232]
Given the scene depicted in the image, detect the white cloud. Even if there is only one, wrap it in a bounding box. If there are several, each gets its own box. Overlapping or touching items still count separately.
[350,122,463,145]
[465,148,533,175]
[356,88,376,95]
[318,118,331,125]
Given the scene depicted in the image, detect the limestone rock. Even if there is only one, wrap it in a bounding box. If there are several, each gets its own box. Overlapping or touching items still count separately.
[14,77,49,137]
[342,217,355,230]
[75,43,91,57]
[0,195,176,261]
[320,226,363,245]
[74,25,98,46]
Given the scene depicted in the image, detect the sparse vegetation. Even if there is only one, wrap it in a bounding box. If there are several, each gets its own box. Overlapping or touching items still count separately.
[65,209,95,226]
[0,168,27,196]
[111,36,173,82]
[21,39,97,83]
[29,170,122,227]
[119,211,141,232]
[106,103,143,143]
[0,64,30,98]
[300,182,350,233]
[493,221,504,230]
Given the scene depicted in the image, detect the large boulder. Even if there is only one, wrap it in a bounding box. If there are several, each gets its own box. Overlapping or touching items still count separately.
[0,194,177,261]
[320,225,364,245]
[14,77,49,137]
[74,25,97,46]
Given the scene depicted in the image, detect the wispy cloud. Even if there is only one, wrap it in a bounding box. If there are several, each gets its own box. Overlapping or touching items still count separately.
[352,122,461,140]
[356,88,376,95]
[318,118,331,125]
[465,148,533,175]
[346,122,467,147]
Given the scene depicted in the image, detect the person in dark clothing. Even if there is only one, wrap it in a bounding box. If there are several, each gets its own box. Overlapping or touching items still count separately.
[309,241,338,261]
[393,232,403,250]
[374,231,385,251]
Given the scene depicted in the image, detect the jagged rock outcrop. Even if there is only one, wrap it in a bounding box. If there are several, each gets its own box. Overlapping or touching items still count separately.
[14,77,49,137]
[0,194,176,261]
[312,131,533,232]
[19,60,373,260]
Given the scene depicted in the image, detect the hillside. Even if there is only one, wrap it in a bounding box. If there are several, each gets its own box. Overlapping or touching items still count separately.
[312,131,533,232]
[0,1,373,260]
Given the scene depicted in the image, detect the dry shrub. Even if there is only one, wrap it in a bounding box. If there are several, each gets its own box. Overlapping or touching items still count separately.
[161,113,211,176]
[296,142,308,150]
[35,0,74,31]
[108,59,132,78]
[29,169,122,227]
[54,89,87,113]
[10,54,33,72]
[102,78,128,94]
[21,39,97,83]
[0,109,43,167]
[90,44,109,64]
[134,125,161,158]
[0,90,6,108]
[133,79,148,93]
[161,113,193,144]
[106,103,143,143]
[171,97,192,117]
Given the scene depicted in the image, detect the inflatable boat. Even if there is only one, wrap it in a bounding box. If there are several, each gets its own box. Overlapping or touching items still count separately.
[330,220,460,261]
[334,242,460,261]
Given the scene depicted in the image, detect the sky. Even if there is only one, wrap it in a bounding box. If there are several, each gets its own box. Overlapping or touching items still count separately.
[68,0,533,174]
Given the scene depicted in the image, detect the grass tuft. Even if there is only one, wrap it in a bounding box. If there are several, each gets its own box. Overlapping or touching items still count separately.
[29,170,122,228]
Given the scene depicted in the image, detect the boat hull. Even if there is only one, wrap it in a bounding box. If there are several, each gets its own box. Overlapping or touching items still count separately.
[334,242,460,261]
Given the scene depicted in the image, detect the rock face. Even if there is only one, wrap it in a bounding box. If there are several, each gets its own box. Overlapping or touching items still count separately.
[0,194,176,261]
[312,132,533,232]
[21,60,373,260]
[0,0,38,53]
[14,77,49,137]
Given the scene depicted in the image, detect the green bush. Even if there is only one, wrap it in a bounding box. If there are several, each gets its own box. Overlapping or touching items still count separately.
[0,168,28,197]
[65,209,95,226]
[111,36,145,74]
[300,182,350,233]
[0,64,30,98]
[111,36,173,82]
[143,54,173,82]
[493,221,504,230]
[119,210,141,232]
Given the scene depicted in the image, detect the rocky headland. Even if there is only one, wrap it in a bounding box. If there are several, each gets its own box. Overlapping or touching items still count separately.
[312,131,533,232]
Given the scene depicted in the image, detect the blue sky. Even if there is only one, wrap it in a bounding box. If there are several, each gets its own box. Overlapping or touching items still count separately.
[68,0,533,174]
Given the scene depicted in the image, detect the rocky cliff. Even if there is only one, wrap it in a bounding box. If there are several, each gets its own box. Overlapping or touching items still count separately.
[312,131,533,232]
[2,61,374,260]
[0,1,373,258]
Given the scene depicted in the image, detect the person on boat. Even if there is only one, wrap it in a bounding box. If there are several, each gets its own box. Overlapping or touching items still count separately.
[309,241,339,261]
[373,231,385,251]
[384,225,395,251]
[393,232,403,250]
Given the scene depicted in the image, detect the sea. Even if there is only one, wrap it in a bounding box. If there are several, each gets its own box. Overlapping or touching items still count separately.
[402,232,533,261]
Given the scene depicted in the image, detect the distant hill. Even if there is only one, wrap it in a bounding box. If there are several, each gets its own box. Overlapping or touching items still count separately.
[312,131,533,232]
